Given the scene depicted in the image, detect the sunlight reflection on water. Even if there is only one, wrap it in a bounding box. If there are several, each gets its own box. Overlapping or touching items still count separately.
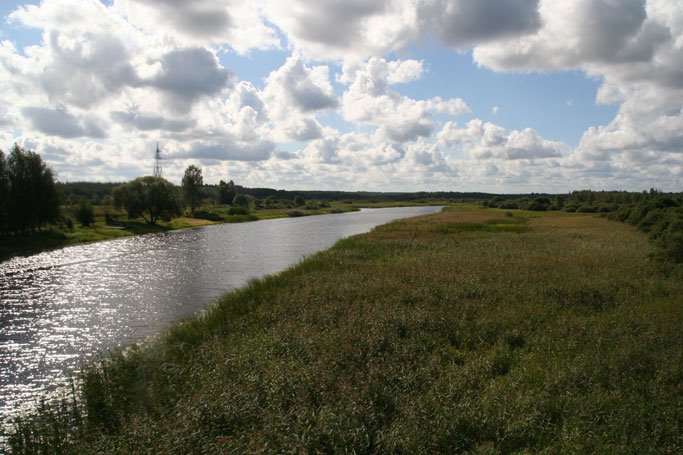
[0,206,441,438]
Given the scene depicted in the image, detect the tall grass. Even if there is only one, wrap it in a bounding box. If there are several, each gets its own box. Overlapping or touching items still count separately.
[10,206,683,453]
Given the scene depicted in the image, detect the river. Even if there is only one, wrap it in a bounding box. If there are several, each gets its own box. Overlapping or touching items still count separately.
[0,206,441,436]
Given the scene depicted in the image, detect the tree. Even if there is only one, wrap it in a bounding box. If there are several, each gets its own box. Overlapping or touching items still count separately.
[6,144,60,233]
[75,197,95,227]
[232,193,251,209]
[217,179,236,205]
[0,150,7,233]
[113,176,181,225]
[182,165,203,214]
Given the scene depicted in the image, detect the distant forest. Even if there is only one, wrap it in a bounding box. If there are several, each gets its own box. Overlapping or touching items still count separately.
[57,180,557,205]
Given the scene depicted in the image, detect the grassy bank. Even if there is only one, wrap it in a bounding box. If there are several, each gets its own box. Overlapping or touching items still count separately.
[10,206,683,453]
[0,199,459,260]
[0,202,360,260]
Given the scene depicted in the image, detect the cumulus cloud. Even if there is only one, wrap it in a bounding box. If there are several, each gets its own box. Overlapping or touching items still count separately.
[2,0,682,191]
[265,0,419,61]
[262,56,338,142]
[342,57,469,143]
[418,0,541,48]
[461,0,683,187]
[471,0,671,72]
[144,47,234,113]
[110,110,196,132]
[22,107,107,138]
[264,56,338,113]
[181,140,275,162]
[438,119,566,160]
[115,0,280,53]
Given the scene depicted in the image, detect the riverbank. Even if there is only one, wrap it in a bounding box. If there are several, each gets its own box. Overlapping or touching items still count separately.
[0,200,446,260]
[10,205,683,453]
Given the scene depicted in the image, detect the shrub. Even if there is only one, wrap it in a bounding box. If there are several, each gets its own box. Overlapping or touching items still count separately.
[525,202,547,211]
[228,207,250,216]
[499,201,519,210]
[659,231,683,263]
[63,217,74,231]
[75,198,95,227]
[576,205,597,213]
[192,210,224,222]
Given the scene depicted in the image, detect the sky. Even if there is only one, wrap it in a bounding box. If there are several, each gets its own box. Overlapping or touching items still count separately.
[0,0,681,193]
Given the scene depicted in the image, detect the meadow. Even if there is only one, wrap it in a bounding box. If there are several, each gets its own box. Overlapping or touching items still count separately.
[9,205,683,453]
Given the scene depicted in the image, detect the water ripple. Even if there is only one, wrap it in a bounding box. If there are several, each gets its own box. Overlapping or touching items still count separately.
[0,207,440,439]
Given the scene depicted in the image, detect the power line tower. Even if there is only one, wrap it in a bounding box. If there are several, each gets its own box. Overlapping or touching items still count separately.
[153,142,163,178]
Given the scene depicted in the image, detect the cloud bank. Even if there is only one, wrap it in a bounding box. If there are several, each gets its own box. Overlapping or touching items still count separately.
[0,0,680,191]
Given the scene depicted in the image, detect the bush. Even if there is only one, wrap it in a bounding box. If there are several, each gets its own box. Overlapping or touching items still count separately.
[287,210,305,217]
[104,212,118,225]
[75,198,95,227]
[525,202,547,211]
[576,205,598,213]
[659,231,683,263]
[228,207,250,216]
[499,201,519,210]
[191,210,224,222]
[63,217,74,231]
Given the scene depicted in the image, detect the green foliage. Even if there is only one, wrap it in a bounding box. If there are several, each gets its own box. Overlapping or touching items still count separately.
[232,193,251,211]
[0,149,7,233]
[608,196,683,263]
[11,208,683,453]
[1,144,60,234]
[113,176,181,225]
[293,195,305,206]
[57,182,120,205]
[181,165,203,214]
[227,206,250,216]
[75,197,95,227]
[191,210,224,222]
[216,179,236,205]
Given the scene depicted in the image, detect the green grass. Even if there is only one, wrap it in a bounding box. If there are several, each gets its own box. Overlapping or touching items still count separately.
[9,206,683,453]
[1,202,367,259]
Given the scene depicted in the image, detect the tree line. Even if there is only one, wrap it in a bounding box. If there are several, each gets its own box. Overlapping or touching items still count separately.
[0,145,60,235]
[484,189,683,263]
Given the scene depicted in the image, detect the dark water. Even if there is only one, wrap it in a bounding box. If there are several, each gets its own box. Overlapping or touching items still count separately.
[0,206,441,434]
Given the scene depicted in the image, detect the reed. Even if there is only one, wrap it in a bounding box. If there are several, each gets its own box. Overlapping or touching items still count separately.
[10,206,682,453]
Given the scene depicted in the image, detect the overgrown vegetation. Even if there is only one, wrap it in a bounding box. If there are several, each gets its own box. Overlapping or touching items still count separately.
[485,190,683,263]
[10,206,682,453]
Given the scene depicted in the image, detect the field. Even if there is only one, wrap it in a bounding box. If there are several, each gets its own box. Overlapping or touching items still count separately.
[10,205,683,453]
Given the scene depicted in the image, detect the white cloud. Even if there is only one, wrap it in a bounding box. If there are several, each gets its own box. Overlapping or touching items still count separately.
[438,119,566,160]
[262,56,338,142]
[265,0,420,61]
[418,0,542,48]
[113,0,280,54]
[1,0,682,192]
[469,0,683,173]
[143,47,234,113]
[342,57,469,143]
[22,106,107,138]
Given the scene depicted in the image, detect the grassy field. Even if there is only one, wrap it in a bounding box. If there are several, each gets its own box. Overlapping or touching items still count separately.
[10,206,683,453]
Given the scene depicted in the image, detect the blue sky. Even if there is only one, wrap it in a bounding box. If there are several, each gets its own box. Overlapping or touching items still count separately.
[0,1,681,192]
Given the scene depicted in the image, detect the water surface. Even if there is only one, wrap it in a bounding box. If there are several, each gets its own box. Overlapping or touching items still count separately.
[0,206,441,433]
